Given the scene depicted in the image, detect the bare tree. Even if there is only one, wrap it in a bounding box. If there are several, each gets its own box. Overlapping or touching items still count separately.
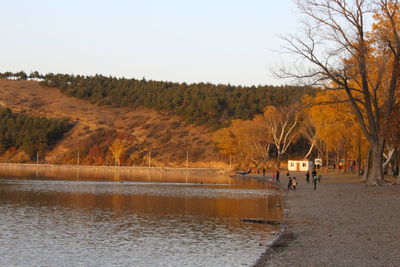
[262,105,301,168]
[278,0,400,185]
[302,115,318,159]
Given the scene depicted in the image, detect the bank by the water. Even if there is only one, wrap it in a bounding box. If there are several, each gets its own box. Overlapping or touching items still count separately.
[254,173,400,267]
[0,163,225,177]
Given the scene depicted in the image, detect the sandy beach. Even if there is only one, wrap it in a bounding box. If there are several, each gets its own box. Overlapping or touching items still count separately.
[254,172,400,267]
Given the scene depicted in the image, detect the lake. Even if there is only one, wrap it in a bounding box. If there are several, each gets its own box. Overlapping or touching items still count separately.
[0,169,283,266]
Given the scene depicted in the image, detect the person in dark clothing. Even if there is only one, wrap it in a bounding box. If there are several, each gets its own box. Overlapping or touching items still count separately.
[262,168,266,176]
[305,170,310,183]
[287,175,292,190]
[312,169,317,181]
[276,170,280,183]
[313,174,318,190]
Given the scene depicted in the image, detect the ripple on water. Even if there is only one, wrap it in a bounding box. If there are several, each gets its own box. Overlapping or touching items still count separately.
[0,176,282,266]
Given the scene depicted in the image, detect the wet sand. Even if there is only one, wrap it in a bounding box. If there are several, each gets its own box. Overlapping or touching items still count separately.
[253,172,400,267]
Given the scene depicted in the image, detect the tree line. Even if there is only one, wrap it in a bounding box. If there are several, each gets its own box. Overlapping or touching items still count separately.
[0,71,314,128]
[278,0,400,185]
[0,108,72,158]
[215,0,400,185]
[215,91,400,178]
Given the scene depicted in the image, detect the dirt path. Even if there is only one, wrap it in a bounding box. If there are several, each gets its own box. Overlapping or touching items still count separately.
[254,172,400,267]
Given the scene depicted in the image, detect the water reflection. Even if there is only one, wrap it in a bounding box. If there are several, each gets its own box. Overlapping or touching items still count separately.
[0,169,282,266]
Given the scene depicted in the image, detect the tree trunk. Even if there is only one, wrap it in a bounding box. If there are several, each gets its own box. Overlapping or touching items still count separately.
[325,143,329,173]
[304,138,315,159]
[382,148,395,175]
[364,141,385,186]
[265,143,270,162]
[276,152,281,169]
[362,148,371,182]
[357,135,362,176]
[336,143,340,174]
[394,150,398,178]
[397,151,400,180]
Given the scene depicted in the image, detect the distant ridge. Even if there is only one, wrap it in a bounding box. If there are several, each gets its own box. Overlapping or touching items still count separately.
[0,71,314,128]
[0,79,223,167]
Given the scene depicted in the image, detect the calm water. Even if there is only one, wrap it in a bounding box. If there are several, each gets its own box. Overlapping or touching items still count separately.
[0,169,283,266]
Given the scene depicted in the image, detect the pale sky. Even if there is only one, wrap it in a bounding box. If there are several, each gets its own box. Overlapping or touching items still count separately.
[1,0,298,86]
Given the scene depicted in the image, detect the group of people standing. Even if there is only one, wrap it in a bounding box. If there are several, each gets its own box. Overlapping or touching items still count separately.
[286,169,321,190]
[261,167,322,191]
[305,169,321,190]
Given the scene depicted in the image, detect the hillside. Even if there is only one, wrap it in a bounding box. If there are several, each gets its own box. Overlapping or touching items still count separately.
[1,72,313,128]
[0,79,224,167]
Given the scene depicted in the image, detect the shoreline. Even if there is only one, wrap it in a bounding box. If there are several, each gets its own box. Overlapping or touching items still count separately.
[243,174,292,267]
[252,172,400,266]
[0,162,225,177]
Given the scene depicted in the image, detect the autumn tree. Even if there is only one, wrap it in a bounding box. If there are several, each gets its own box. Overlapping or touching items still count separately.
[233,118,271,167]
[109,139,125,166]
[214,119,271,168]
[305,92,364,173]
[214,127,238,159]
[214,105,303,169]
[279,0,400,185]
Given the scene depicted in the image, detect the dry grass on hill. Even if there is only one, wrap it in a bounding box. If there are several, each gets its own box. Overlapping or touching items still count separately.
[0,79,227,167]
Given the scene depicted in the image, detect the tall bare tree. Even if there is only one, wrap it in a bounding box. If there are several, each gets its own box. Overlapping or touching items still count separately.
[279,0,400,185]
[262,105,301,168]
[302,115,318,159]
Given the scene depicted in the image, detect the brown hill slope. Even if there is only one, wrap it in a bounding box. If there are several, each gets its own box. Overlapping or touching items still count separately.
[0,79,226,167]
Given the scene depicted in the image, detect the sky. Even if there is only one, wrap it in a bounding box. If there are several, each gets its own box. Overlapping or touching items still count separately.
[1,0,298,86]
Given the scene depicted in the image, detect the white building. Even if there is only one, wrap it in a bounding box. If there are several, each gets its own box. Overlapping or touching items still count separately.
[288,160,313,171]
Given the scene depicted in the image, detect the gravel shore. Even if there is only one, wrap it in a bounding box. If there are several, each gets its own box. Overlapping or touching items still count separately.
[254,172,400,267]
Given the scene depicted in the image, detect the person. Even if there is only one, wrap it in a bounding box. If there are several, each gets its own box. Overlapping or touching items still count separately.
[318,174,322,182]
[292,177,297,190]
[276,170,280,183]
[287,176,292,190]
[262,168,266,176]
[313,174,318,190]
[312,169,317,181]
[305,170,310,183]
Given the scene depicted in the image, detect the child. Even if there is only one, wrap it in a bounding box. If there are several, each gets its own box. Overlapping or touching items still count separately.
[305,170,310,183]
[287,176,292,190]
[313,175,318,190]
[292,177,297,190]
